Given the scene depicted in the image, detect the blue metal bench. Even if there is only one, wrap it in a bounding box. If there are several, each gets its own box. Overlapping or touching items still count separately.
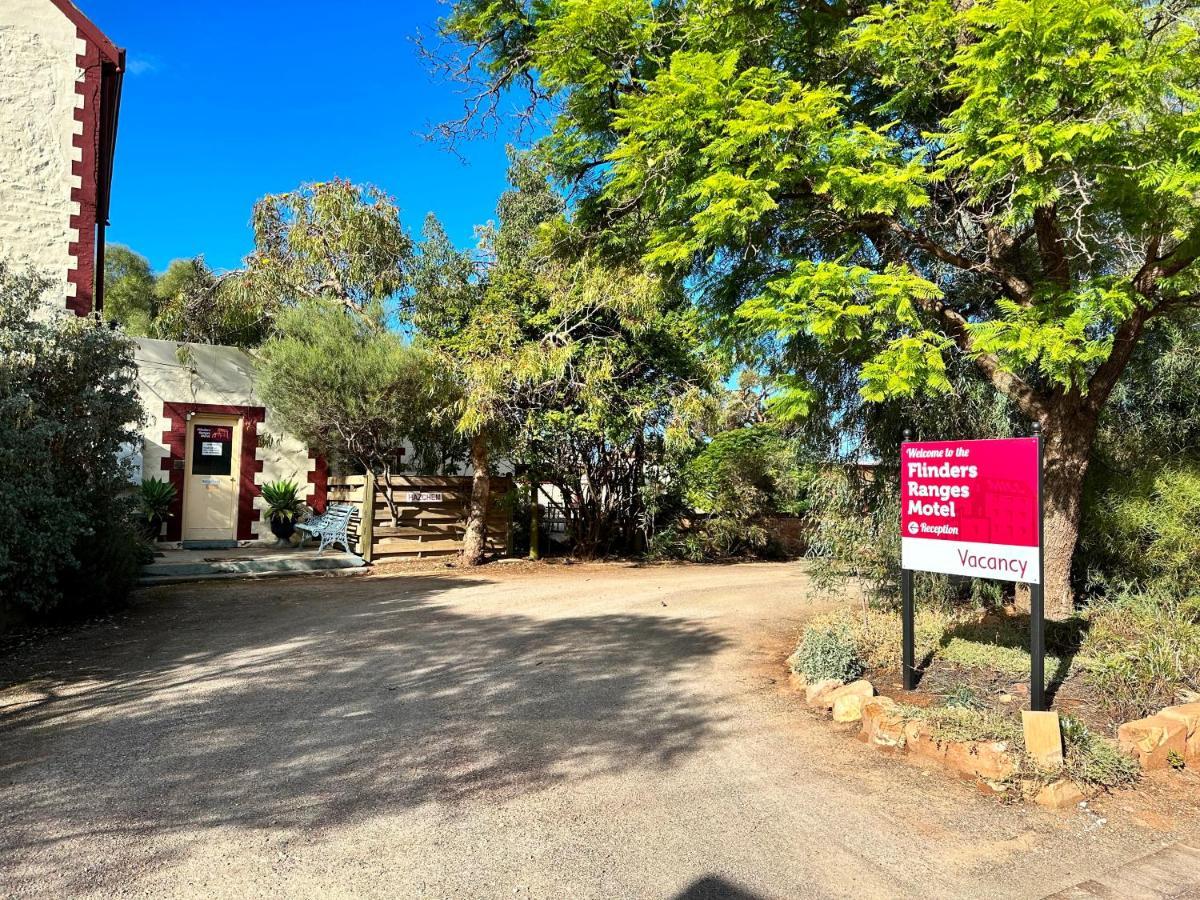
[295,503,356,554]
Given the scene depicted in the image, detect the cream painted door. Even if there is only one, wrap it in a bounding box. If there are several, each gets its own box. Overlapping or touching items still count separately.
[182,415,242,542]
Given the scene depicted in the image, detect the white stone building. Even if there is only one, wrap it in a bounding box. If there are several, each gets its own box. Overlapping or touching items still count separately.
[0,0,122,317]
[2,1,328,547]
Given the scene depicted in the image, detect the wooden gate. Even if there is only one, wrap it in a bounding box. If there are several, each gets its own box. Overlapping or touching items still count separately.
[325,473,513,562]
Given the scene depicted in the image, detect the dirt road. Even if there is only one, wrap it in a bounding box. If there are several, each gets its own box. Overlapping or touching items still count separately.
[1,562,1195,898]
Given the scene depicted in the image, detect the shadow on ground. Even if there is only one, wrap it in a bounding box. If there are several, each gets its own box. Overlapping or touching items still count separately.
[912,611,1089,704]
[0,574,730,892]
[673,876,770,899]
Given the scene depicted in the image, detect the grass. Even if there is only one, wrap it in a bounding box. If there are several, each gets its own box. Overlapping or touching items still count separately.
[899,702,1023,744]
[896,702,1139,789]
[809,606,1074,684]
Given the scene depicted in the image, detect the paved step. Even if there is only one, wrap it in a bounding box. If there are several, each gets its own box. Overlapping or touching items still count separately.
[1047,840,1200,899]
[138,552,366,586]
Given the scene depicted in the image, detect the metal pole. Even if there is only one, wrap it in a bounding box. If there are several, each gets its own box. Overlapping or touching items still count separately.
[901,428,916,690]
[1030,422,1046,711]
[902,567,915,690]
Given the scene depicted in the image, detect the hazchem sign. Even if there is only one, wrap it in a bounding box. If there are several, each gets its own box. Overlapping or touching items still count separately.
[900,438,1040,584]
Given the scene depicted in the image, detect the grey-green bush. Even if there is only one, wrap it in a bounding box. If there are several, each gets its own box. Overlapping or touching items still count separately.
[789,623,865,684]
[0,261,145,615]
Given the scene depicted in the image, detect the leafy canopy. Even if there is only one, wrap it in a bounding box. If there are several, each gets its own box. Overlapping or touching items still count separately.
[437,0,1200,426]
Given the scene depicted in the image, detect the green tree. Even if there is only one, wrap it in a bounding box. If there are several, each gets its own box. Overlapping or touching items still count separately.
[109,181,412,350]
[411,154,709,561]
[434,0,1200,615]
[102,245,157,335]
[0,261,145,614]
[152,256,274,347]
[246,179,413,324]
[257,300,462,523]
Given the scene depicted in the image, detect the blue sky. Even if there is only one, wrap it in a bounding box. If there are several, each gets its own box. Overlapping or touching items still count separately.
[84,1,522,273]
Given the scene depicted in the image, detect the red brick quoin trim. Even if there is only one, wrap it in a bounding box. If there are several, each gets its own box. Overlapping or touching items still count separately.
[66,31,102,316]
[159,403,265,542]
[306,454,329,514]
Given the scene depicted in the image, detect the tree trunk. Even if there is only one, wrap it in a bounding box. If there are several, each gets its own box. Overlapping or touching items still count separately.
[462,432,490,567]
[528,472,541,561]
[1024,404,1098,619]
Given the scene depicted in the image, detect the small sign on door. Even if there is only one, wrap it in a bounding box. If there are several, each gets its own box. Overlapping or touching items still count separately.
[201,441,223,457]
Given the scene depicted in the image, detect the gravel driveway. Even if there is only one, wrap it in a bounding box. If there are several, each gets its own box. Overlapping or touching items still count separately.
[1,561,1196,898]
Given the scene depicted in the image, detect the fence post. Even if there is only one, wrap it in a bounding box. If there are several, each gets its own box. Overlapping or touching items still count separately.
[361,469,375,563]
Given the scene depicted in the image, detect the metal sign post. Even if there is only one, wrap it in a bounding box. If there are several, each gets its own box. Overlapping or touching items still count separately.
[901,429,916,690]
[1030,422,1046,711]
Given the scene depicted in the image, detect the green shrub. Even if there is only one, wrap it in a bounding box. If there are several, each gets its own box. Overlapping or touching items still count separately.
[790,623,865,683]
[648,424,810,562]
[0,262,145,615]
[1082,463,1200,592]
[1080,586,1200,720]
[1059,717,1140,789]
[137,478,176,538]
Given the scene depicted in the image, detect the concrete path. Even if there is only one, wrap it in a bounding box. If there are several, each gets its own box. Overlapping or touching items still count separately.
[1,562,1197,899]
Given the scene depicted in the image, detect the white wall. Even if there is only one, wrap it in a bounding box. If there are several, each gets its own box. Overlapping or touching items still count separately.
[134,338,319,544]
[0,1,83,314]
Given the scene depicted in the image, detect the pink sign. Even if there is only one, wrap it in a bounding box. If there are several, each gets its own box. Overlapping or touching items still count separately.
[900,438,1040,584]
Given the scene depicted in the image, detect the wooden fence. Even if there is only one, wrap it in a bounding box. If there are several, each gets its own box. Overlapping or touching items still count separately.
[326,473,513,562]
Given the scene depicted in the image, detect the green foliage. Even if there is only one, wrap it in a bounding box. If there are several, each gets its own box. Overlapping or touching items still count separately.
[1080,313,1200,592]
[246,180,413,326]
[1058,716,1141,789]
[435,0,1200,601]
[411,152,712,555]
[814,605,1069,678]
[804,466,902,603]
[1080,586,1200,719]
[260,480,306,524]
[789,623,865,684]
[437,0,1200,409]
[107,181,413,349]
[257,299,463,498]
[900,702,1023,744]
[1084,464,1200,591]
[647,423,810,560]
[0,261,145,615]
[152,257,274,348]
[103,247,273,348]
[137,478,176,523]
[102,245,157,336]
[943,685,985,711]
[684,425,805,515]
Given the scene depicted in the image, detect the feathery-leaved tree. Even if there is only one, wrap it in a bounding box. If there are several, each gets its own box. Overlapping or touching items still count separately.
[433,0,1200,615]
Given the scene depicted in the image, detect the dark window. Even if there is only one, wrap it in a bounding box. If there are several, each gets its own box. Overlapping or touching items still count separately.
[192,424,234,476]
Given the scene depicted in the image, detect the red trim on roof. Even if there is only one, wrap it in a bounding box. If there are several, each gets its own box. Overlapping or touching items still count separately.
[47,0,121,66]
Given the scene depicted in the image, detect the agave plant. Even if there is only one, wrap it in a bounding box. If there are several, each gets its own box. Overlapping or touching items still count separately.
[138,478,177,541]
[138,478,177,522]
[260,479,306,523]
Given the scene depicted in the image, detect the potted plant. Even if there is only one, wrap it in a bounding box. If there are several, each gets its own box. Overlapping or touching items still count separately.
[261,479,306,545]
[138,478,177,541]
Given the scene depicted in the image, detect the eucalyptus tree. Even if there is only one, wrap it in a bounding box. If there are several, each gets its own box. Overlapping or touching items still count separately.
[411,154,709,562]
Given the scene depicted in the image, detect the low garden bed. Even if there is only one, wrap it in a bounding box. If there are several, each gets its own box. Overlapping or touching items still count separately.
[788,600,1200,807]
